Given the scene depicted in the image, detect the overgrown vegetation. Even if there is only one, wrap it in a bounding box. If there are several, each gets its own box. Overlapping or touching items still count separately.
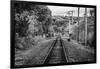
[14,2,52,52]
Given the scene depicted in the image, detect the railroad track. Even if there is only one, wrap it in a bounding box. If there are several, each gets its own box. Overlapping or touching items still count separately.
[42,37,69,64]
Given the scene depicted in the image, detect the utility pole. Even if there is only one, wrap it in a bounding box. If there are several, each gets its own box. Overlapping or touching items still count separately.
[71,11,74,25]
[67,11,71,37]
[68,15,70,38]
[68,11,73,38]
[84,8,87,46]
[77,7,80,42]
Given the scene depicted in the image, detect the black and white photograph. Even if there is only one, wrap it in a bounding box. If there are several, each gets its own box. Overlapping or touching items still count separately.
[11,0,96,68]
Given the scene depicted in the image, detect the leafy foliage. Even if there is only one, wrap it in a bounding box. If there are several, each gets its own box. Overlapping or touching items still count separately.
[14,2,52,50]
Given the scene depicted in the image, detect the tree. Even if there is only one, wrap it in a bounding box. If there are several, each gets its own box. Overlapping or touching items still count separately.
[14,2,34,37]
[14,11,30,37]
[36,6,52,37]
[14,2,52,37]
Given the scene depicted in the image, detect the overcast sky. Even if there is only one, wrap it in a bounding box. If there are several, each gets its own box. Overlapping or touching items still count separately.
[48,6,93,17]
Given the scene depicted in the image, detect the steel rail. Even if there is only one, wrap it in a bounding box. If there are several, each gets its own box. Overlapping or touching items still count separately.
[42,38,57,64]
[42,37,69,64]
[60,38,69,62]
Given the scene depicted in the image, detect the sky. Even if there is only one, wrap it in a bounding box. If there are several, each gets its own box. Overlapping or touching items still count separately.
[48,6,93,17]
